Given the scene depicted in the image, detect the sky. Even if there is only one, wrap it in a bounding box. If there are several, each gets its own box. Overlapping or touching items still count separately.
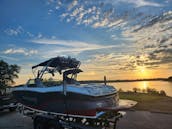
[0,0,172,85]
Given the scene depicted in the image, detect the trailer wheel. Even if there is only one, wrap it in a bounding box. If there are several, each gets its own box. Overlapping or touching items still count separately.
[34,116,63,129]
[34,118,45,129]
[35,123,44,129]
[46,120,63,129]
[9,107,16,112]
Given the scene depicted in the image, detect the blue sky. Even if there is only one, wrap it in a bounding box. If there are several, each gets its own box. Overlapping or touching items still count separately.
[0,0,172,84]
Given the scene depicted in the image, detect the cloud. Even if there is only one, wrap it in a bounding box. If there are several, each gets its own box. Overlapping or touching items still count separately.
[3,48,38,56]
[4,25,35,38]
[48,9,53,15]
[45,0,171,70]
[117,0,162,7]
[147,48,172,65]
[37,33,43,38]
[31,38,118,55]
[0,55,19,61]
[56,0,164,29]
[51,0,166,44]
[120,10,172,67]
[81,53,134,71]
[26,32,34,37]
[4,26,23,36]
[67,0,78,11]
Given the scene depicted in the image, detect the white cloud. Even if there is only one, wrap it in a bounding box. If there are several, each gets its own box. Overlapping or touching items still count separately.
[31,38,118,56]
[4,26,35,38]
[48,9,53,15]
[122,10,172,50]
[27,32,34,37]
[104,0,163,7]
[67,0,78,11]
[4,26,23,36]
[0,55,19,61]
[120,0,162,7]
[3,48,38,56]
[58,0,163,28]
[37,33,43,38]
[92,18,109,28]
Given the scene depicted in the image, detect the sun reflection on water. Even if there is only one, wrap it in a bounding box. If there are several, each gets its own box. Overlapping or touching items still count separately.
[142,81,148,89]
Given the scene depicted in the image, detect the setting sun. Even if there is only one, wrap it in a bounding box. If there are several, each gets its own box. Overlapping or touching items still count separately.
[136,66,149,78]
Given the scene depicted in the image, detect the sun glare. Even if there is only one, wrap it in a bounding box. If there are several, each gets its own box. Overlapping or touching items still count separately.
[142,81,148,89]
[136,66,148,78]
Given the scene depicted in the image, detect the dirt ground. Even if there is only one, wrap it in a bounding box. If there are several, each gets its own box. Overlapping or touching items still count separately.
[0,110,172,129]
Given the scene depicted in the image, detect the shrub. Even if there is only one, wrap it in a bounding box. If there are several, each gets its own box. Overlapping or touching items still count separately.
[133,87,140,93]
[159,90,166,96]
[118,88,124,92]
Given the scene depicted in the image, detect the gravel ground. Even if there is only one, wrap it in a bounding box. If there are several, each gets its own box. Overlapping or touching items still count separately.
[0,110,172,129]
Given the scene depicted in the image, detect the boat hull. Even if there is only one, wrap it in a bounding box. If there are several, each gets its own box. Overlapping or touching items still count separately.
[13,90,119,117]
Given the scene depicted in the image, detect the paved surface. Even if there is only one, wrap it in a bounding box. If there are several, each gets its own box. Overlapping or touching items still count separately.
[116,111,172,129]
[0,110,32,129]
[0,110,172,129]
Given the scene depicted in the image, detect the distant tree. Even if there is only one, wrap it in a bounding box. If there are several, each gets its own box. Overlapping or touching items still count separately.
[168,76,172,81]
[118,88,124,92]
[146,88,159,95]
[0,60,20,89]
[159,90,166,96]
[142,89,146,93]
[133,87,139,93]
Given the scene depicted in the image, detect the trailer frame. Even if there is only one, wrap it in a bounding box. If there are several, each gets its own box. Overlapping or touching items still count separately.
[18,104,125,129]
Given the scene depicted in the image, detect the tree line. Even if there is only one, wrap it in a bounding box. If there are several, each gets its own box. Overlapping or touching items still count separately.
[0,60,20,90]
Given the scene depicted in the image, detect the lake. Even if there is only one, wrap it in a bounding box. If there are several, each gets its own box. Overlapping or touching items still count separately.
[109,81,172,97]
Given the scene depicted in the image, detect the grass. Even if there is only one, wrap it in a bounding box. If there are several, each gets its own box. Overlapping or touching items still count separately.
[119,92,172,114]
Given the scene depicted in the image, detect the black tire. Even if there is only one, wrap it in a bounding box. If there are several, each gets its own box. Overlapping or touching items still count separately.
[46,120,63,129]
[34,116,63,129]
[34,122,44,129]
[34,118,45,129]
[9,107,16,112]
[47,125,56,129]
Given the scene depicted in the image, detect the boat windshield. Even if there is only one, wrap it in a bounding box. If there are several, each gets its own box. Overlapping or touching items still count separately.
[43,80,62,87]
[26,79,44,87]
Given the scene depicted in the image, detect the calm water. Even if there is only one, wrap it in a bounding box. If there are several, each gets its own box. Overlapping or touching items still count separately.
[109,81,172,97]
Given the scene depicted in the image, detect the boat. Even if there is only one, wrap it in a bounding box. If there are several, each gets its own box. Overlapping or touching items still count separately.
[12,56,133,118]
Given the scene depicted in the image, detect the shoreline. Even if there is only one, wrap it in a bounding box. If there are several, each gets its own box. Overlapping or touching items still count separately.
[79,78,172,83]
[119,92,172,114]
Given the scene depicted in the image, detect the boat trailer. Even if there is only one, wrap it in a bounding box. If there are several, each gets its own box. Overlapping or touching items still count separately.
[18,105,125,129]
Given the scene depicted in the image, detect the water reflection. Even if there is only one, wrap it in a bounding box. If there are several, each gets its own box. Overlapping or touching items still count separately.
[110,81,172,97]
[142,81,148,89]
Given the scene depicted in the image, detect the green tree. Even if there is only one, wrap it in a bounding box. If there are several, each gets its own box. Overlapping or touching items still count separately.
[0,60,20,89]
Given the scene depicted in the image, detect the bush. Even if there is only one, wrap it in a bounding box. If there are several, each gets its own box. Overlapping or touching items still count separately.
[159,90,166,96]
[118,88,124,92]
[133,87,140,93]
[118,87,167,96]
